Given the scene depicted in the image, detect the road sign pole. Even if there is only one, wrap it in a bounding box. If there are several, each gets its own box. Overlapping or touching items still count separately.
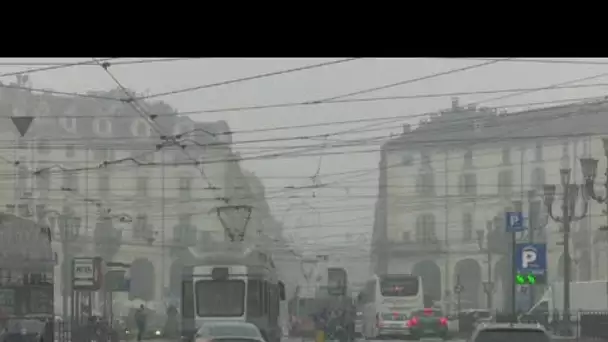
[511,228,517,317]
[506,208,525,318]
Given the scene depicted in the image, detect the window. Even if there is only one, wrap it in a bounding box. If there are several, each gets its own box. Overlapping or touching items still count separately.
[415,214,436,243]
[501,147,511,164]
[464,150,473,168]
[247,279,264,317]
[179,177,192,200]
[497,170,513,196]
[534,141,543,162]
[421,151,431,166]
[65,145,75,158]
[530,167,545,192]
[379,275,419,297]
[133,214,150,239]
[62,173,78,191]
[460,173,477,196]
[463,212,473,242]
[136,176,148,196]
[17,166,28,196]
[36,171,51,194]
[95,118,112,135]
[37,139,50,155]
[98,173,110,197]
[195,280,245,317]
[416,172,435,196]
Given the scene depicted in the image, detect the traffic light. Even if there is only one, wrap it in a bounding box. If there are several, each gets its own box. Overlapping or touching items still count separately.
[515,273,546,285]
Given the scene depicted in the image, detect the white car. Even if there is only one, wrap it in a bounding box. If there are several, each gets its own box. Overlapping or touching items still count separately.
[471,322,550,342]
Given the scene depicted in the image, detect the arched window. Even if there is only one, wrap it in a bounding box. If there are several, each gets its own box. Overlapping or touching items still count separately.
[93,118,112,136]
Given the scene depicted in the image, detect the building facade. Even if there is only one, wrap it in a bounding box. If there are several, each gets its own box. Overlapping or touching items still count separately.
[372,98,608,311]
[0,78,285,313]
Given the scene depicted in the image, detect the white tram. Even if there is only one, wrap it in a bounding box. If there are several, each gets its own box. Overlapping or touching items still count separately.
[181,248,286,342]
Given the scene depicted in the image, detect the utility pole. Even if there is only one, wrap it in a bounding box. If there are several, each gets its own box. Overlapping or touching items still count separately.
[542,168,588,336]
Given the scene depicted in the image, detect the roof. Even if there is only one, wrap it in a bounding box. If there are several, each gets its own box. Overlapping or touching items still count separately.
[0,213,54,272]
[0,85,231,150]
[382,99,608,153]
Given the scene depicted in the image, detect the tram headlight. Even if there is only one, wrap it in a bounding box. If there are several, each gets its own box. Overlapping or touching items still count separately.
[155,330,161,336]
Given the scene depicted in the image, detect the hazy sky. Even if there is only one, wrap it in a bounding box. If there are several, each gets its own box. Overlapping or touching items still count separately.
[5,57,608,258]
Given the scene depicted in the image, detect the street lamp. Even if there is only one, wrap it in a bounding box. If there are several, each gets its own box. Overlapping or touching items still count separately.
[543,167,588,335]
[580,137,608,277]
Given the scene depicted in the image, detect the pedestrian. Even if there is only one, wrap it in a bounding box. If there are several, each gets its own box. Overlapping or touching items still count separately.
[135,304,147,341]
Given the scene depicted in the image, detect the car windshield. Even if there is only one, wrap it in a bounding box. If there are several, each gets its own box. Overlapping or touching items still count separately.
[474,329,550,342]
[203,324,261,338]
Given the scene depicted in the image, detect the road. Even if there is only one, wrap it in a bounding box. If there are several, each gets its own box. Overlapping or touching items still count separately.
[282,338,467,342]
[146,338,468,342]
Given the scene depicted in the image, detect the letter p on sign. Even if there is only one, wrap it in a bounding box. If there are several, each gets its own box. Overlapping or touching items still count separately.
[522,248,537,268]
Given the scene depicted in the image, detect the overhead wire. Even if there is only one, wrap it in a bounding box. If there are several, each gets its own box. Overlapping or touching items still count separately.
[91,58,217,189]
[2,57,604,252]
[136,58,362,101]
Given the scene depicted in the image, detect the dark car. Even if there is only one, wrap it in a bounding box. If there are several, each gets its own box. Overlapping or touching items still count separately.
[407,308,449,340]
[0,319,46,342]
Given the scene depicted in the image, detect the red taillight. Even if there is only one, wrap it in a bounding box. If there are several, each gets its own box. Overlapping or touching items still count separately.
[439,317,448,326]
[407,316,419,328]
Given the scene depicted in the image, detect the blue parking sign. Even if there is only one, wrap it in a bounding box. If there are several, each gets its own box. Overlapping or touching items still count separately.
[506,212,525,232]
[515,243,547,275]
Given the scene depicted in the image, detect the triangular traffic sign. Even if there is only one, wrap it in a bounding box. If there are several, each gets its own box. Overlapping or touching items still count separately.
[11,116,34,137]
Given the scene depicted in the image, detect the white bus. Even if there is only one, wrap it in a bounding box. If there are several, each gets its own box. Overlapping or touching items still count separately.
[358,274,424,339]
[181,249,286,342]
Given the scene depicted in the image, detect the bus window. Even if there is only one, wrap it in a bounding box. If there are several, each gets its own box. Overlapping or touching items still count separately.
[379,276,418,297]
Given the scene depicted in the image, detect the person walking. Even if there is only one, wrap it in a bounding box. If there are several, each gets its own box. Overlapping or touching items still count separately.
[135,305,147,341]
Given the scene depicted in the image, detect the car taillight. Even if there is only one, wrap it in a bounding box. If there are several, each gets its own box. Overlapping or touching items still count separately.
[439,317,448,326]
[407,316,419,327]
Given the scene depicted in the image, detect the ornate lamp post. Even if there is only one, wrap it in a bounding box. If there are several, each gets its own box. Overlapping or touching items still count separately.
[543,167,588,335]
[580,138,608,278]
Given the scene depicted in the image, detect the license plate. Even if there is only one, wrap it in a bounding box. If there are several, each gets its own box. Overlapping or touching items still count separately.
[424,329,434,334]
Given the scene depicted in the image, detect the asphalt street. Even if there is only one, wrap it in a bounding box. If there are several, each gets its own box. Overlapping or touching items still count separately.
[281,338,467,342]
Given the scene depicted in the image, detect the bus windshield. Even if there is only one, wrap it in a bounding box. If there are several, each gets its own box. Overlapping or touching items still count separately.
[379,276,419,297]
[196,280,245,317]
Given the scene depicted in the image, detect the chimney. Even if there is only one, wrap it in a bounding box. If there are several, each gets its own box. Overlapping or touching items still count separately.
[402,124,411,134]
[451,97,460,110]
